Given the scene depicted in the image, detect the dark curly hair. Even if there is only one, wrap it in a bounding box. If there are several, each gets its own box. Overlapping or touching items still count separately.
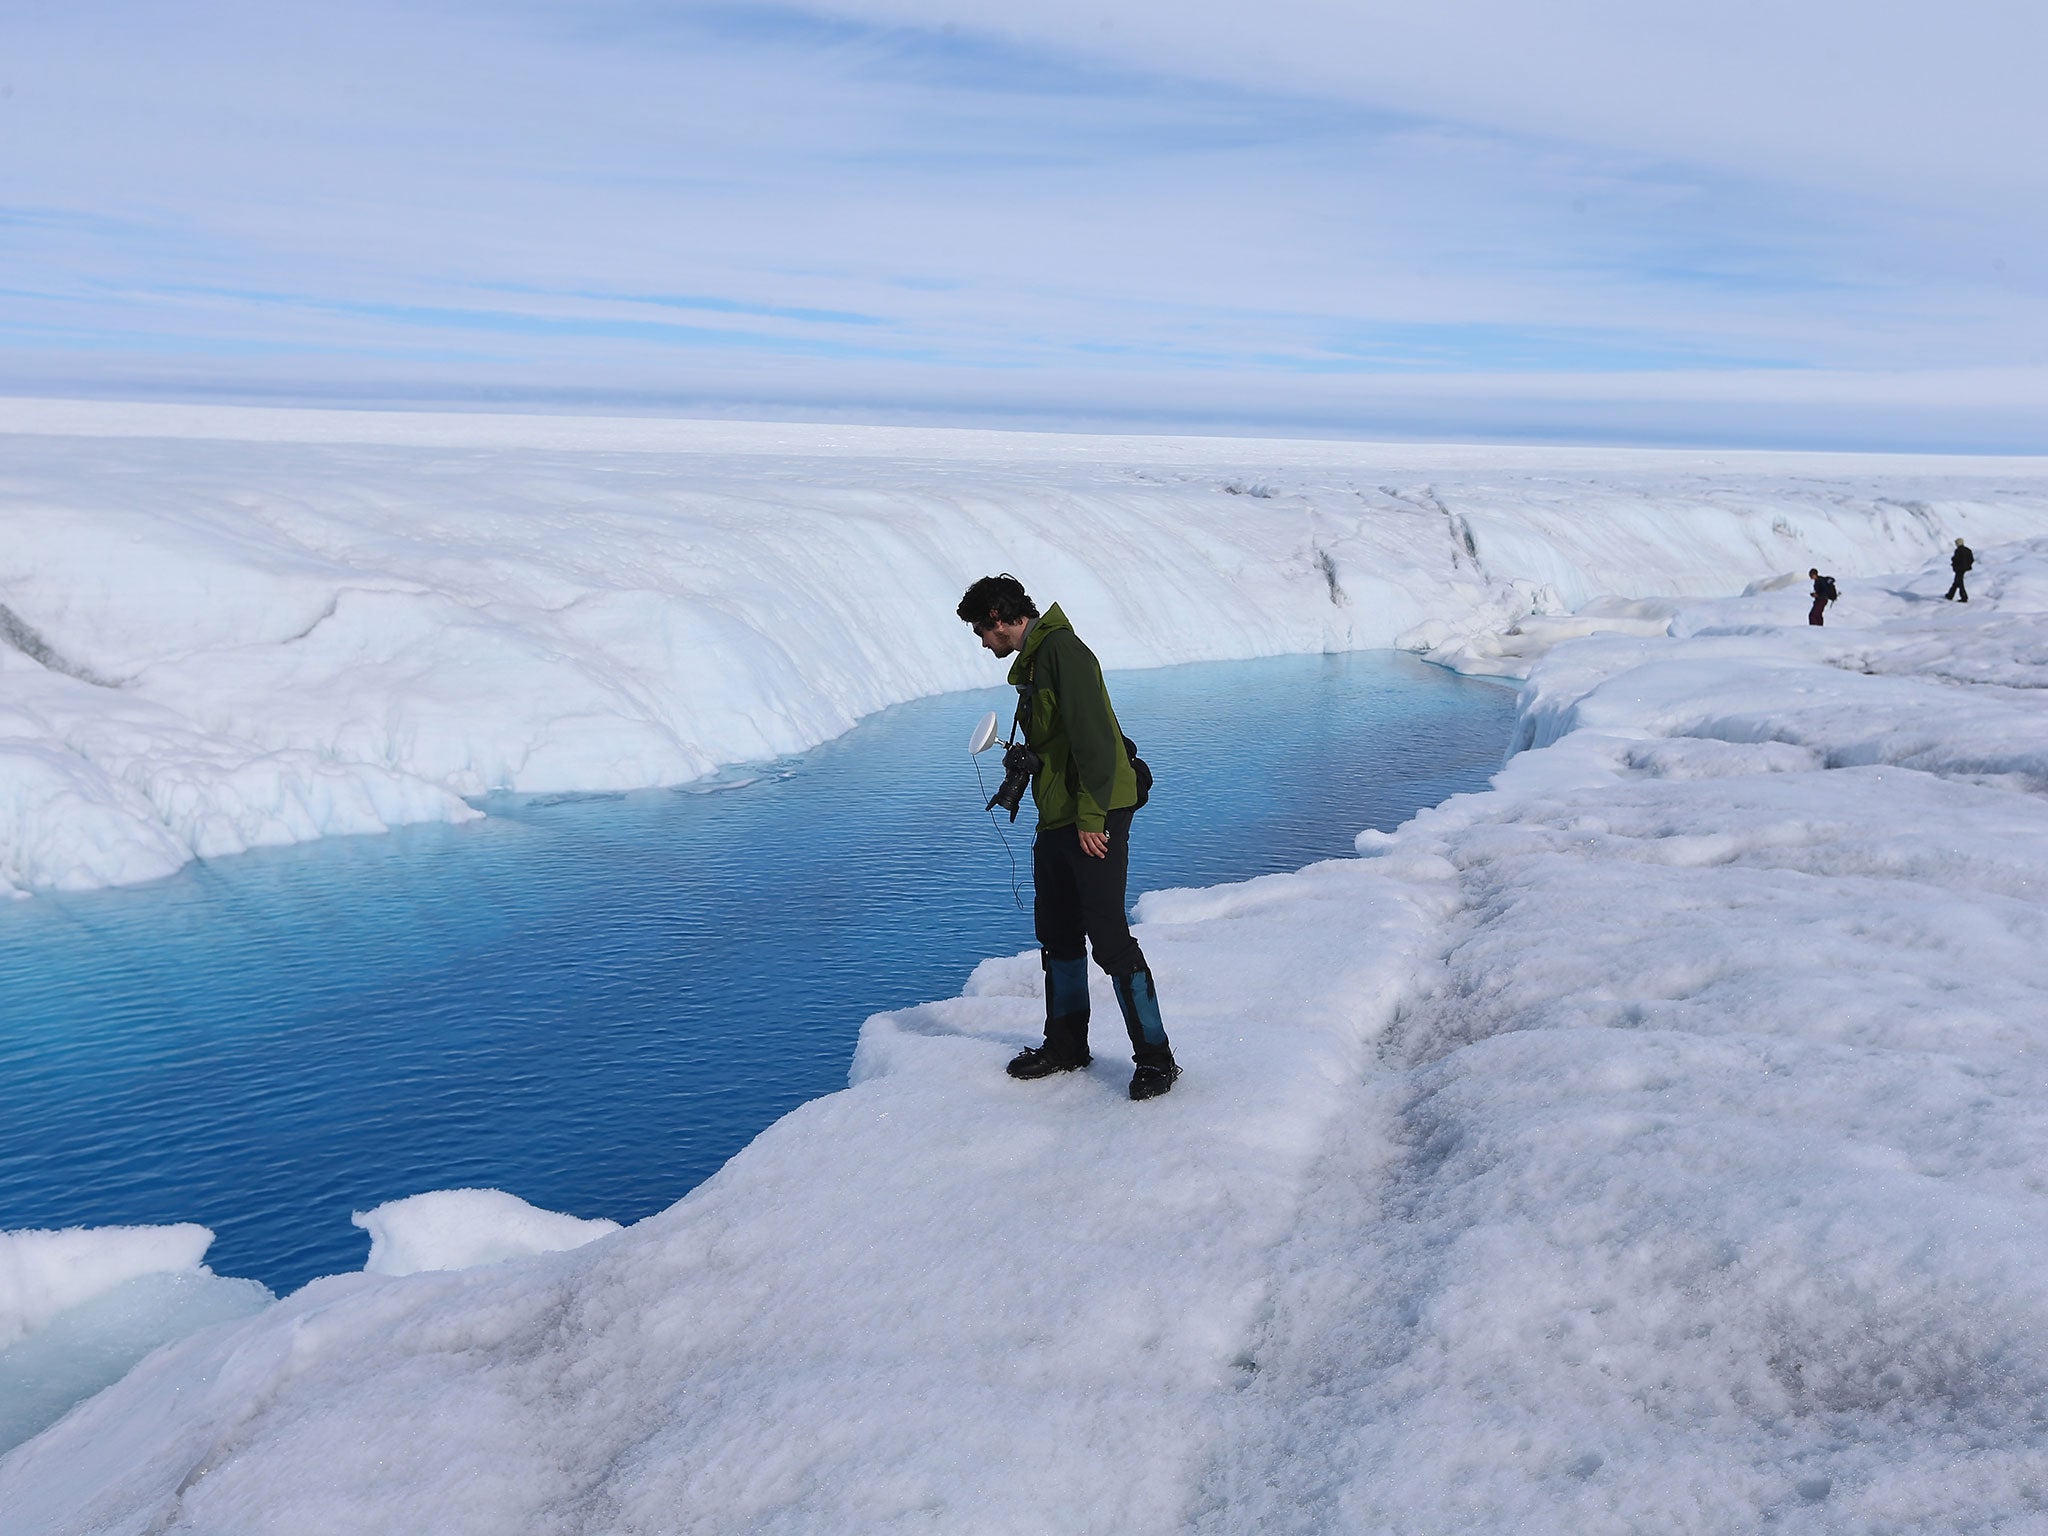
[956,573,1038,629]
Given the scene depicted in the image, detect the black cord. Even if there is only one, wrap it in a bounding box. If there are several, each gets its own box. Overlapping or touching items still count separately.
[971,753,1028,913]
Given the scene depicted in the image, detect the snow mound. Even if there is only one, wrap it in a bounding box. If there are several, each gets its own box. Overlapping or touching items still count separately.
[352,1191,622,1277]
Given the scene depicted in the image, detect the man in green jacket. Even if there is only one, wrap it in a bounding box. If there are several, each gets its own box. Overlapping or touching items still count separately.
[958,574,1181,1101]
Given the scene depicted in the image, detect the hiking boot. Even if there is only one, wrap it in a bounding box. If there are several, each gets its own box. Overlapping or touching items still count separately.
[1007,1046,1089,1080]
[1128,1062,1181,1101]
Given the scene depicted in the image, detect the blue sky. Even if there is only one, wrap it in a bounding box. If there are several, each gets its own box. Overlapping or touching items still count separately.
[2,0,2044,448]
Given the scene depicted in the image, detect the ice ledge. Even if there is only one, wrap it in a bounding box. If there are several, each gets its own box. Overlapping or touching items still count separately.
[5,419,2046,894]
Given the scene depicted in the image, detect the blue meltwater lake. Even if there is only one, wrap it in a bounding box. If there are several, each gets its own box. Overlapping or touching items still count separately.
[0,652,1516,1291]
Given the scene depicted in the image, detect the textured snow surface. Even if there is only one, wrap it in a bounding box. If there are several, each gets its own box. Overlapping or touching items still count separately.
[5,398,2048,894]
[10,532,2048,1531]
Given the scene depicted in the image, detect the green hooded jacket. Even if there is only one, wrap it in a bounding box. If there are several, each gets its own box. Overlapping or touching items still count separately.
[1006,603,1138,834]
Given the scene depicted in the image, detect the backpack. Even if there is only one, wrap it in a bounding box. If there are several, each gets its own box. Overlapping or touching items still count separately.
[1817,575,1839,603]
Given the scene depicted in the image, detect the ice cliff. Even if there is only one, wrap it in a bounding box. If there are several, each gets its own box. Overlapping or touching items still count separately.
[5,397,2047,894]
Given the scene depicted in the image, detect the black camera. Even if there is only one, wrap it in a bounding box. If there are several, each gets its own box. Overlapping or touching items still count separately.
[986,741,1040,821]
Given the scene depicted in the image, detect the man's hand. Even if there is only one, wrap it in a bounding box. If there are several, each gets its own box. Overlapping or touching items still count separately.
[1078,829,1109,858]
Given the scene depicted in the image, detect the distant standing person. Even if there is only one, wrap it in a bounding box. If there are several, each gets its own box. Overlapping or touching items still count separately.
[1808,568,1837,627]
[958,574,1181,1101]
[1945,538,1974,602]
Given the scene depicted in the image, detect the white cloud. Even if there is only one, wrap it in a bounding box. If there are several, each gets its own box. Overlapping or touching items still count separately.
[0,0,2042,446]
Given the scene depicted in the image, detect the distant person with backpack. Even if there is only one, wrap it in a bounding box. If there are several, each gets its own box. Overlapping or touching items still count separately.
[1945,538,1974,602]
[959,574,1181,1100]
[1808,569,1838,626]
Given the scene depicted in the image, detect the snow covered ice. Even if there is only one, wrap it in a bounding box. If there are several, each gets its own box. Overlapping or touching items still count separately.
[5,397,2048,895]
[8,402,2048,1530]
[0,1226,270,1454]
[1217,546,2048,1529]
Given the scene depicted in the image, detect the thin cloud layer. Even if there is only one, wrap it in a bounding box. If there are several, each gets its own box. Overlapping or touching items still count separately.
[1,0,2042,447]
[801,1,2048,213]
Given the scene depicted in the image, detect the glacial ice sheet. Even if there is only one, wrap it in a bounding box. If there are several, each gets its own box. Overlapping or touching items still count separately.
[4,399,2048,894]
[10,535,2048,1530]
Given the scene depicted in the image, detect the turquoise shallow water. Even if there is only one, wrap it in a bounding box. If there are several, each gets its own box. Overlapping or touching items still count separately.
[0,651,1515,1291]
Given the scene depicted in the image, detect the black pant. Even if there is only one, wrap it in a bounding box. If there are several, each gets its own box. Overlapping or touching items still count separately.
[1033,806,1145,976]
[1946,573,1969,600]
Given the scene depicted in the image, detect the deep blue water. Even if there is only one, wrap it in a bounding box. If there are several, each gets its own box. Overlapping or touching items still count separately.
[0,652,1515,1292]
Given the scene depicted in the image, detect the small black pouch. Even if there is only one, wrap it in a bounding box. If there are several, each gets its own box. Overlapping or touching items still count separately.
[1123,734,1151,810]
